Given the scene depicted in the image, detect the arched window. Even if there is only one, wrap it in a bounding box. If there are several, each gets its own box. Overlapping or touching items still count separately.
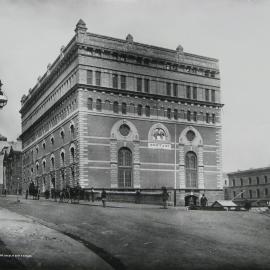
[60,130,65,141]
[70,124,75,138]
[87,98,93,110]
[61,151,65,167]
[122,102,127,114]
[137,104,142,116]
[42,141,46,150]
[42,160,46,173]
[50,136,54,145]
[70,147,75,163]
[145,105,150,117]
[185,151,197,188]
[105,100,110,110]
[174,109,178,120]
[36,162,39,174]
[187,111,191,121]
[51,156,55,170]
[118,147,132,188]
[167,108,171,119]
[96,99,102,111]
[113,101,119,114]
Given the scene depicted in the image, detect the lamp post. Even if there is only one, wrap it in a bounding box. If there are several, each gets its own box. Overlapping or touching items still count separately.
[0,80,8,109]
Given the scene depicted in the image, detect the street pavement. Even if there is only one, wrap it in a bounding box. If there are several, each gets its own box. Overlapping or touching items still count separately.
[0,201,112,270]
[0,195,270,270]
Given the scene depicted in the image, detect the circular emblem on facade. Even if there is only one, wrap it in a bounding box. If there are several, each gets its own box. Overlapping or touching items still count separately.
[153,128,166,141]
[186,130,196,142]
[119,124,130,136]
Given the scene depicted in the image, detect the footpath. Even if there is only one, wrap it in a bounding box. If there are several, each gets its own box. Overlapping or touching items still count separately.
[0,204,112,270]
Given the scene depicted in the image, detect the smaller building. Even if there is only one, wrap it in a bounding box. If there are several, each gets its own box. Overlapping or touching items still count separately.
[226,167,270,206]
[3,146,22,195]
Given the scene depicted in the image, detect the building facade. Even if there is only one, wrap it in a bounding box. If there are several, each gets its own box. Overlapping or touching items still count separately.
[226,168,270,206]
[3,146,23,194]
[20,19,223,205]
[0,136,22,194]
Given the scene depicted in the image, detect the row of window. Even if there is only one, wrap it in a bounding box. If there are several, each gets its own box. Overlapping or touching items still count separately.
[85,47,217,78]
[233,188,268,199]
[86,70,217,102]
[24,123,75,166]
[23,95,77,149]
[31,146,76,176]
[232,175,268,187]
[87,98,216,123]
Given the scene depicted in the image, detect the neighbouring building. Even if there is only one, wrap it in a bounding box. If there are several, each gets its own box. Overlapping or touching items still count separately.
[226,167,270,206]
[3,146,23,194]
[20,19,223,205]
[0,136,22,194]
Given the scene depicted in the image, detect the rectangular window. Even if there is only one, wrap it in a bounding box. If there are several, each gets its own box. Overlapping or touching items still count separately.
[264,175,268,184]
[193,87,197,100]
[122,102,127,114]
[137,104,142,116]
[145,106,150,117]
[205,89,210,101]
[87,70,93,85]
[212,114,216,124]
[249,177,252,185]
[137,78,142,92]
[256,177,260,185]
[173,84,178,97]
[249,190,252,198]
[174,109,178,120]
[206,113,210,123]
[144,79,149,93]
[186,86,191,99]
[167,108,171,119]
[187,111,191,121]
[95,71,101,86]
[211,90,215,102]
[120,75,126,90]
[193,111,197,122]
[257,189,260,198]
[112,74,118,88]
[166,83,171,96]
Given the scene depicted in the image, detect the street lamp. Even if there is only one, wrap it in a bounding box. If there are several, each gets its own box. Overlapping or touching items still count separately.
[0,80,8,109]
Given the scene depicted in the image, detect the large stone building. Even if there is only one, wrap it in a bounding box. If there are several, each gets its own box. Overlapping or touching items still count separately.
[20,19,223,205]
[225,168,270,206]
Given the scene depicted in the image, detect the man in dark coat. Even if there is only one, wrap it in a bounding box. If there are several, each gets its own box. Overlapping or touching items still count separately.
[200,194,208,207]
[101,189,107,207]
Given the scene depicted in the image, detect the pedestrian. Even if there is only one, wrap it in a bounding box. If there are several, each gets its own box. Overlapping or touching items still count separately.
[161,186,169,209]
[25,189,28,200]
[4,189,7,197]
[101,189,107,207]
[90,187,95,202]
[200,194,208,207]
[135,189,141,204]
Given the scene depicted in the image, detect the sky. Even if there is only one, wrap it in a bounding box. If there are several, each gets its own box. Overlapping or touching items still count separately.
[0,0,270,173]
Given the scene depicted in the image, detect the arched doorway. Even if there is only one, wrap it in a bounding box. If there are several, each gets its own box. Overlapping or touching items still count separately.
[185,151,198,188]
[185,195,198,206]
[118,147,132,187]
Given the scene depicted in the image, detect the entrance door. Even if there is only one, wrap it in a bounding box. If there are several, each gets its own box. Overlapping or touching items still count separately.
[185,195,198,206]
[185,151,198,188]
[118,147,132,187]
